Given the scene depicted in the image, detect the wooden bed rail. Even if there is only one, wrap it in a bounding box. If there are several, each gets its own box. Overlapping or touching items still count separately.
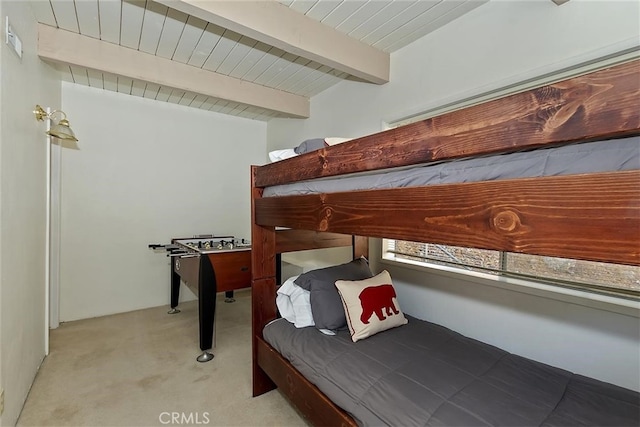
[255,59,640,188]
[255,171,640,267]
[275,229,368,257]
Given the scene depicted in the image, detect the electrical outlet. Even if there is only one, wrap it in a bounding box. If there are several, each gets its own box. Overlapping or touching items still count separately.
[0,388,4,416]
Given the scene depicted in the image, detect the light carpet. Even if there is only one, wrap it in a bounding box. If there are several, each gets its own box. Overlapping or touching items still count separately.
[17,290,308,427]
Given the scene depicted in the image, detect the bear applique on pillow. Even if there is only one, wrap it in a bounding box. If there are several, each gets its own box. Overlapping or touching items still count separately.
[335,270,408,342]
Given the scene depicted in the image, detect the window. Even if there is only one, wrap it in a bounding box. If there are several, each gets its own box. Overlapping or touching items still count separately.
[383,240,640,297]
[381,54,640,300]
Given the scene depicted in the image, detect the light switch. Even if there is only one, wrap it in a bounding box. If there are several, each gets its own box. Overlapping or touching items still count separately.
[5,16,23,59]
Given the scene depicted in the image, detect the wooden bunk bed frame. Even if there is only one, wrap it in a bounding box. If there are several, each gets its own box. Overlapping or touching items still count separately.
[250,59,640,426]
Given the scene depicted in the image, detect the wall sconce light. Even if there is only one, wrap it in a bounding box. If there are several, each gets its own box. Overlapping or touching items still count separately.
[34,105,78,142]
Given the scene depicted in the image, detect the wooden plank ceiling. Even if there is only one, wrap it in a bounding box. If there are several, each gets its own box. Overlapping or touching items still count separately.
[31,0,487,121]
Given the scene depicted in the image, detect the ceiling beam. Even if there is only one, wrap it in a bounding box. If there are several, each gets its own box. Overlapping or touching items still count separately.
[37,24,310,118]
[154,0,390,85]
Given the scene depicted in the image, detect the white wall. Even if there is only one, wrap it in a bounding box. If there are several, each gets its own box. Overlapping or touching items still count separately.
[267,0,640,391]
[0,1,61,424]
[58,84,266,321]
[268,0,640,147]
[385,257,640,391]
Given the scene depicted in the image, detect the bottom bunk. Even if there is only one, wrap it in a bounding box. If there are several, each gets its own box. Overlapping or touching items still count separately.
[253,261,640,427]
[262,314,640,427]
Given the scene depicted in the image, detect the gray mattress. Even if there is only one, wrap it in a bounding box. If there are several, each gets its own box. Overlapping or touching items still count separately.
[263,136,640,197]
[263,317,640,426]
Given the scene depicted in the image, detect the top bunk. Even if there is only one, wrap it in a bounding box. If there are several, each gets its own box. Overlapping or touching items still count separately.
[252,59,640,267]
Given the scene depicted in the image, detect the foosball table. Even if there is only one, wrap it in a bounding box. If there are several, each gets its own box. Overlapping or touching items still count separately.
[149,235,251,362]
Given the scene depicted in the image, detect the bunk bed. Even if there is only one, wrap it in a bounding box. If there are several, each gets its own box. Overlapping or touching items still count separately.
[250,59,640,426]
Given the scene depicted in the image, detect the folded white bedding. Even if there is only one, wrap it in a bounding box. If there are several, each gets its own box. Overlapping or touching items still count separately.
[324,137,352,146]
[268,137,352,163]
[276,276,313,328]
[276,275,336,335]
[268,149,298,163]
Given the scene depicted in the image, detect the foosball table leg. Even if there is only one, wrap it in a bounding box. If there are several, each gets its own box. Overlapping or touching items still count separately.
[169,258,181,314]
[197,351,214,363]
[224,290,235,303]
[197,255,217,362]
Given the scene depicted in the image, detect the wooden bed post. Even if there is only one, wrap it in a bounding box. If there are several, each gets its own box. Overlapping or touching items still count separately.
[251,166,277,396]
[353,235,369,260]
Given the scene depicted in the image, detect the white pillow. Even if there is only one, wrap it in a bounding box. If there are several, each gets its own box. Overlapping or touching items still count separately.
[324,137,352,146]
[268,148,298,162]
[276,277,296,324]
[276,276,315,328]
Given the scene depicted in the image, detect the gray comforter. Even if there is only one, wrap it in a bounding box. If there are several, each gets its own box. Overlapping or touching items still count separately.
[263,136,639,197]
[263,317,640,426]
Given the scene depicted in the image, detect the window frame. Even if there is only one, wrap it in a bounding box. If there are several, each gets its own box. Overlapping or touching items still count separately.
[382,240,639,300]
[380,245,640,318]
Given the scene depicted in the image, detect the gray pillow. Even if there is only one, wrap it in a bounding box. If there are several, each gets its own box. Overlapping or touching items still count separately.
[294,258,373,330]
[293,138,327,154]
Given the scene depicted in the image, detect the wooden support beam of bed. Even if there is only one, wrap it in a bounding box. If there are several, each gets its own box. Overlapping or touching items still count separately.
[255,171,640,266]
[251,277,277,396]
[251,167,277,396]
[276,229,369,259]
[276,229,352,253]
[255,59,640,188]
